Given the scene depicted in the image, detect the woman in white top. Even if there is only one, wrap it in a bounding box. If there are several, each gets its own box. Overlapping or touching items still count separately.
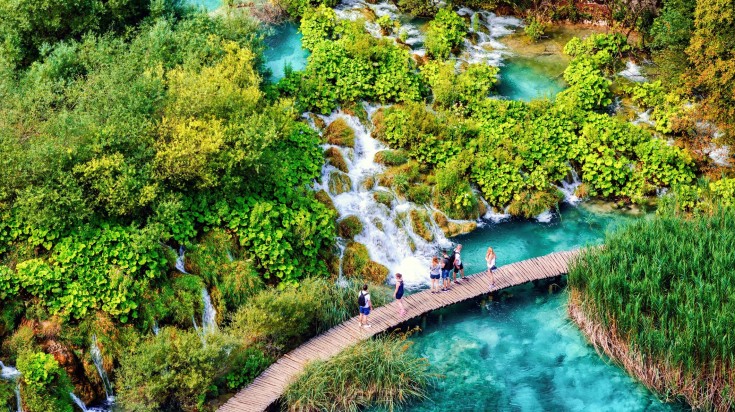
[486,247,497,289]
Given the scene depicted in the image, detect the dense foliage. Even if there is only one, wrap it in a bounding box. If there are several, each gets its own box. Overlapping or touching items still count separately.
[424,8,467,59]
[283,334,432,412]
[569,208,735,410]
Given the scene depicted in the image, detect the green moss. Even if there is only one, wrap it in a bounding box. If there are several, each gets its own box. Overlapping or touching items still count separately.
[373,190,394,207]
[328,171,352,195]
[432,211,477,237]
[374,149,409,166]
[324,118,355,148]
[338,215,364,239]
[507,189,563,218]
[342,101,369,124]
[362,261,389,284]
[377,162,420,195]
[315,189,337,213]
[341,242,387,283]
[409,209,434,242]
[406,183,432,204]
[324,147,349,173]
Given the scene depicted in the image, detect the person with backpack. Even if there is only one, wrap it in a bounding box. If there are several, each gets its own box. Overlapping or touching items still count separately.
[453,244,466,284]
[358,284,373,328]
[441,250,453,292]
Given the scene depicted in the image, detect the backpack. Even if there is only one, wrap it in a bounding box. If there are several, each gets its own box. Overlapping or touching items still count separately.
[358,291,366,307]
[447,252,456,267]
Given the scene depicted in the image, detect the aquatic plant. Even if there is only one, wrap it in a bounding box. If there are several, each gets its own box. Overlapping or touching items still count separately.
[569,207,735,410]
[283,334,432,412]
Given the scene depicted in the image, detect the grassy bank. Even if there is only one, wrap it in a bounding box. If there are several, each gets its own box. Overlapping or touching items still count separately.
[568,208,735,411]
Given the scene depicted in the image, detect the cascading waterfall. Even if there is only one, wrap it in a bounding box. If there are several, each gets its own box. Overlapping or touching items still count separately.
[152,319,160,336]
[0,361,22,412]
[457,8,522,67]
[175,246,187,273]
[557,165,583,205]
[315,108,455,288]
[90,336,114,403]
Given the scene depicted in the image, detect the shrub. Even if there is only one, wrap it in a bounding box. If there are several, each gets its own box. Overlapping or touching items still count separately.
[17,352,74,412]
[406,184,432,205]
[524,18,545,42]
[395,0,437,17]
[569,208,735,410]
[224,347,274,390]
[338,216,364,239]
[433,156,480,220]
[425,8,467,59]
[283,335,432,412]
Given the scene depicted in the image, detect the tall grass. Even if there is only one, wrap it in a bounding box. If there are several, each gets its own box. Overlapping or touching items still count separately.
[568,207,735,411]
[283,335,432,412]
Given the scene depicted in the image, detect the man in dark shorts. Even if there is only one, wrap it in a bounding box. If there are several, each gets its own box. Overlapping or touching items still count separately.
[441,250,453,291]
[453,244,466,283]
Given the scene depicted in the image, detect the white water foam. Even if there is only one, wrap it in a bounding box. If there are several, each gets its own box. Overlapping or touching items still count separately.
[618,60,646,82]
[201,288,218,334]
[0,362,22,412]
[90,336,114,403]
[175,246,187,273]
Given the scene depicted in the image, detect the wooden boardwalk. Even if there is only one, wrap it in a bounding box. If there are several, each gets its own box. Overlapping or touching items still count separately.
[218,249,582,412]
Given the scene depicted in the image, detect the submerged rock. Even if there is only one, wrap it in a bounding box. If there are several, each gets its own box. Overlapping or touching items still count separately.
[328,171,352,195]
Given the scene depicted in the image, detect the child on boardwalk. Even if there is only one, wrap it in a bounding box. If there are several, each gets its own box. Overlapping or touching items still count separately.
[358,284,373,328]
[394,273,406,316]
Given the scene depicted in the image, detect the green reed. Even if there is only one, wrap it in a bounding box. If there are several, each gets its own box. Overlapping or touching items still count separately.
[569,207,735,410]
[283,335,432,412]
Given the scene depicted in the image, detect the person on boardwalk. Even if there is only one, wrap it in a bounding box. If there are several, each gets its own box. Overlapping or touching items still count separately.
[429,256,442,293]
[453,244,466,283]
[441,250,452,291]
[358,284,373,328]
[394,273,406,316]
[486,246,497,289]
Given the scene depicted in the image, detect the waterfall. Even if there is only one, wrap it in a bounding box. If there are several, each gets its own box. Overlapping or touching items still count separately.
[69,393,88,412]
[175,246,187,273]
[457,8,522,67]
[618,60,646,82]
[90,336,114,402]
[558,166,582,205]
[315,108,459,289]
[201,288,217,334]
[152,320,160,336]
[0,362,22,412]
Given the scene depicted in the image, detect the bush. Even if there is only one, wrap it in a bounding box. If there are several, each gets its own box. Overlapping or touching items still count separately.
[17,352,74,412]
[569,208,735,410]
[425,8,467,59]
[224,347,274,390]
[433,156,480,220]
[338,216,364,239]
[283,334,432,412]
[407,184,432,205]
[374,150,409,166]
[395,0,437,17]
[116,328,239,412]
[524,18,545,42]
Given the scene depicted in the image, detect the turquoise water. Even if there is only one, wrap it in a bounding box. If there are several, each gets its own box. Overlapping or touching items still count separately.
[401,206,684,411]
[186,0,220,11]
[497,57,567,101]
[264,22,309,82]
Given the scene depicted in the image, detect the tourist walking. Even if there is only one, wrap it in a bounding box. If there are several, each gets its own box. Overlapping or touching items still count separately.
[453,244,466,283]
[394,273,406,317]
[486,246,497,289]
[441,250,452,291]
[429,256,442,293]
[358,284,372,328]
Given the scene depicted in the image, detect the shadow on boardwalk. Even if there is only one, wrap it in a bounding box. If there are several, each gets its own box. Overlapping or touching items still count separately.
[218,249,582,412]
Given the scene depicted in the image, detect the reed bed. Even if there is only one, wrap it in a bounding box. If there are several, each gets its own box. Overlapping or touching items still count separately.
[568,207,735,411]
[282,334,433,412]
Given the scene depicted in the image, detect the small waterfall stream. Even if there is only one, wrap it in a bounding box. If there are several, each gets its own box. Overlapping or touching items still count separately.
[0,361,22,412]
[201,288,218,334]
[90,336,114,403]
[69,392,88,412]
[175,246,187,273]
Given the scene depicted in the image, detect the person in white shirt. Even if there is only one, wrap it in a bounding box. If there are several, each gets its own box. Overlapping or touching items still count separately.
[358,284,373,328]
[486,246,497,289]
[453,244,466,283]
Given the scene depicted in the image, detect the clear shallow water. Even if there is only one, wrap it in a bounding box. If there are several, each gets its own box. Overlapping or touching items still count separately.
[399,206,684,412]
[497,57,566,101]
[186,0,220,11]
[264,22,309,82]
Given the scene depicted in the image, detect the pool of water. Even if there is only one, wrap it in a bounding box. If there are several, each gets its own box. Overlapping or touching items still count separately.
[264,22,310,82]
[186,0,220,11]
[396,206,683,411]
[496,56,566,101]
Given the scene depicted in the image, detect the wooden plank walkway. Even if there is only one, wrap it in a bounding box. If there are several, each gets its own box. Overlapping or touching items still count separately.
[218,249,581,412]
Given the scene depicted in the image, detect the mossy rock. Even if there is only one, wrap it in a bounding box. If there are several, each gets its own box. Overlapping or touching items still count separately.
[362,261,389,284]
[359,7,378,22]
[433,211,477,237]
[507,189,562,218]
[328,171,352,195]
[342,101,369,124]
[309,113,327,131]
[324,147,349,173]
[326,248,341,279]
[315,189,337,213]
[374,150,409,166]
[409,209,434,242]
[324,118,355,148]
[338,215,364,239]
[373,190,394,207]
[361,175,376,190]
